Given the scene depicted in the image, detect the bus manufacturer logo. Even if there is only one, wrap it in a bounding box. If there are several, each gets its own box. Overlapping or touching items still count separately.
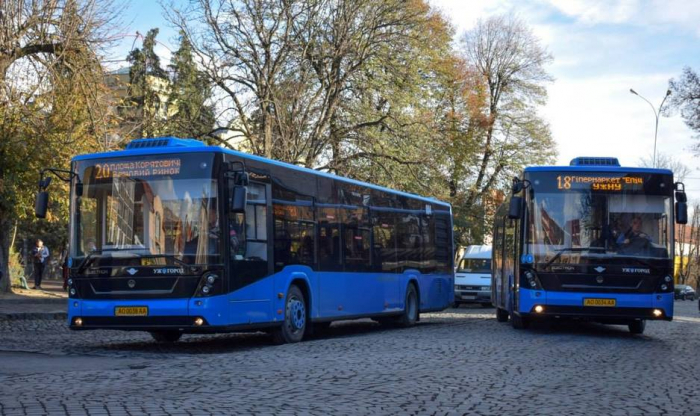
[594,266,606,273]
[596,276,604,284]
[127,279,136,289]
[154,268,186,275]
[622,268,651,274]
[126,268,138,276]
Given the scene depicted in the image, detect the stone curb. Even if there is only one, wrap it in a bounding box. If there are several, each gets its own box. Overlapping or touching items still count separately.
[0,298,67,305]
[0,312,68,321]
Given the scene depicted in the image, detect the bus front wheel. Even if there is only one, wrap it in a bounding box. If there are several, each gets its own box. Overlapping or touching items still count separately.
[496,308,509,322]
[272,284,307,344]
[150,331,182,343]
[511,313,529,329]
[628,319,646,335]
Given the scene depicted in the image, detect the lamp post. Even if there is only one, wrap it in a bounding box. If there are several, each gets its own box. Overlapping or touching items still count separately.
[629,88,672,168]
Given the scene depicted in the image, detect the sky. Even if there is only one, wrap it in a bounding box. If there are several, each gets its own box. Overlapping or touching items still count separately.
[111,0,700,197]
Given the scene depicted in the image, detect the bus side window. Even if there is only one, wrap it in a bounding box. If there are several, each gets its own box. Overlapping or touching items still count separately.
[318,206,341,271]
[244,183,268,261]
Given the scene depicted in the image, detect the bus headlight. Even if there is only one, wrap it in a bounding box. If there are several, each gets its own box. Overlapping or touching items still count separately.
[523,270,542,290]
[658,277,673,293]
[195,273,222,297]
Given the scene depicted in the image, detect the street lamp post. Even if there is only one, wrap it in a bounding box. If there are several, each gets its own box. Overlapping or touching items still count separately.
[630,88,672,168]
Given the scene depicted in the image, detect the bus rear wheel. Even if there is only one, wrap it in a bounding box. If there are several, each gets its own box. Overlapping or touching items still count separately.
[628,319,646,334]
[511,313,529,329]
[396,283,419,327]
[496,308,509,322]
[150,331,182,343]
[272,284,307,344]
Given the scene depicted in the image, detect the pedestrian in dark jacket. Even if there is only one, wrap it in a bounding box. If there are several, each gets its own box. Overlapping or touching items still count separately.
[32,239,49,289]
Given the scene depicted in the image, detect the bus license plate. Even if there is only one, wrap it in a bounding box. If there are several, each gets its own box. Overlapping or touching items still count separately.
[462,295,476,300]
[115,306,148,316]
[583,298,616,307]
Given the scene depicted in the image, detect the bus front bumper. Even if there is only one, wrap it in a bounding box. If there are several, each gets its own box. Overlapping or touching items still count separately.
[518,289,673,321]
[68,296,237,331]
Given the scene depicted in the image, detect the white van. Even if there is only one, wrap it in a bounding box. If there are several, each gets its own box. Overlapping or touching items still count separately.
[454,245,492,307]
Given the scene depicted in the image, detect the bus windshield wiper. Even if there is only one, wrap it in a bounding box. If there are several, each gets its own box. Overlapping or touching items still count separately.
[543,247,606,270]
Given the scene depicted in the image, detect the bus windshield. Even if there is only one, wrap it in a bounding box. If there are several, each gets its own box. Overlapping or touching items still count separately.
[528,192,672,264]
[70,154,219,266]
[526,170,674,267]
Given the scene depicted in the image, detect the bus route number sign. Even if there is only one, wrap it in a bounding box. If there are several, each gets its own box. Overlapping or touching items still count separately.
[556,175,643,192]
[93,158,182,180]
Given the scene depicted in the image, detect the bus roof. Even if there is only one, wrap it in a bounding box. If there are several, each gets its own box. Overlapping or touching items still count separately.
[72,137,451,208]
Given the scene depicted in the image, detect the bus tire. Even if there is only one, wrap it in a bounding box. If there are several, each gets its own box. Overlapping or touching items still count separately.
[272,284,307,344]
[628,319,646,335]
[397,283,419,327]
[511,313,529,329]
[496,308,509,322]
[150,331,182,343]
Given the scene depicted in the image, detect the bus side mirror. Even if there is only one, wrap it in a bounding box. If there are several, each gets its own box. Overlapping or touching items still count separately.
[508,196,522,219]
[676,201,688,224]
[231,186,247,213]
[35,191,49,218]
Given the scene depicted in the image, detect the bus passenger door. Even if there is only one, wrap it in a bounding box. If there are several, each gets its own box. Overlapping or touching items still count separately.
[493,220,505,309]
[503,218,517,313]
[227,180,274,324]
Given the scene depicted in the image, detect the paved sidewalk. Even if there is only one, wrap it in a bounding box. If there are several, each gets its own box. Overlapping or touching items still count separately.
[0,279,67,320]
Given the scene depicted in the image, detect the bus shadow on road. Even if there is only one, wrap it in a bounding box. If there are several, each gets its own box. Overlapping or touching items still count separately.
[88,319,440,355]
[522,319,664,341]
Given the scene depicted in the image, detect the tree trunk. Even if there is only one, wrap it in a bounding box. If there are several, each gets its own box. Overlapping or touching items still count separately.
[0,218,12,293]
[262,100,273,158]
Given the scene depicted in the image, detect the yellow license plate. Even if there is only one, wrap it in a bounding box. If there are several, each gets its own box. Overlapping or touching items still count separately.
[583,298,616,307]
[115,306,148,316]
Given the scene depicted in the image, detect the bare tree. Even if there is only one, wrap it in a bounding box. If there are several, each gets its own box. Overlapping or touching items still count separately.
[667,67,700,154]
[166,0,319,158]
[638,153,691,182]
[456,14,555,242]
[167,0,434,169]
[460,15,555,207]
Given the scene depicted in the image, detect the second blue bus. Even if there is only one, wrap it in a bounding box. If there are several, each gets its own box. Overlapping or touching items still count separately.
[492,157,688,334]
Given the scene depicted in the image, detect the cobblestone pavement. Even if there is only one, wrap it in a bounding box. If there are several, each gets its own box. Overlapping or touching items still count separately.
[1,301,700,415]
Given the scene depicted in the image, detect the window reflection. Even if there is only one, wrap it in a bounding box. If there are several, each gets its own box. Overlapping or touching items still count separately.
[73,173,219,265]
[529,192,671,261]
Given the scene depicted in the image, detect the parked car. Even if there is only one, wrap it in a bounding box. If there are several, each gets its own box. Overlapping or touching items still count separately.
[454,245,492,308]
[674,284,696,301]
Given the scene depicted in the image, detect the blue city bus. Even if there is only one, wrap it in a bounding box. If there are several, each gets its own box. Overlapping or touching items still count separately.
[35,137,454,343]
[492,157,688,334]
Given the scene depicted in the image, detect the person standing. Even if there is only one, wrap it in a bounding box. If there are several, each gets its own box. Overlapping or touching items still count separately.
[32,239,49,289]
